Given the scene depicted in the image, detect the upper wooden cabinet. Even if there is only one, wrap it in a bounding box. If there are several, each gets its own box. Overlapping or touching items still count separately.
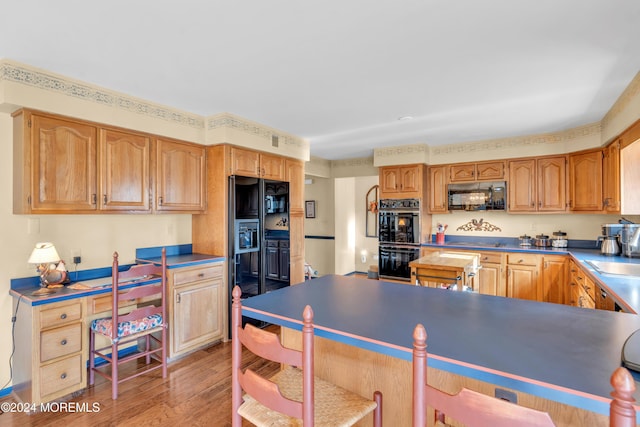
[427,165,448,213]
[379,164,426,199]
[99,128,151,212]
[13,111,98,213]
[231,147,285,181]
[449,161,505,183]
[603,140,621,213]
[568,149,603,212]
[507,156,566,213]
[155,138,206,212]
[13,109,206,214]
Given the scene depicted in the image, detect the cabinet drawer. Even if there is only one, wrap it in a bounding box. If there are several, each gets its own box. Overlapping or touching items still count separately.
[39,302,82,329]
[279,240,290,248]
[173,264,222,286]
[89,292,137,315]
[479,252,501,264]
[40,322,82,362]
[506,254,538,266]
[39,354,83,398]
[266,240,279,248]
[582,277,596,300]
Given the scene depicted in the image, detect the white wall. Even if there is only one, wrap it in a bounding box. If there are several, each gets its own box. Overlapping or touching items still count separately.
[303,177,335,276]
[334,178,356,275]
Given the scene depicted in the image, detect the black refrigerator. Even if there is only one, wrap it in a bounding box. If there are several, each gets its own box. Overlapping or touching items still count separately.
[228,176,290,328]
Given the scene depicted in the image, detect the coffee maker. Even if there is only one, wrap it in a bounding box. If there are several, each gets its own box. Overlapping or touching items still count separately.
[600,224,622,256]
[621,224,640,258]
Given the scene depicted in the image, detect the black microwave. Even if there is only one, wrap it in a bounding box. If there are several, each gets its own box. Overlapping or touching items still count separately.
[447,182,506,211]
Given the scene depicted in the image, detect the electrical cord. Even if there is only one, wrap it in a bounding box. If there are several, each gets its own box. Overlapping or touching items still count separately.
[1,294,22,393]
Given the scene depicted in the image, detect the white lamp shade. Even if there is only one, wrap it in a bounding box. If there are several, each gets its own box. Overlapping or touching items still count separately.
[28,242,61,264]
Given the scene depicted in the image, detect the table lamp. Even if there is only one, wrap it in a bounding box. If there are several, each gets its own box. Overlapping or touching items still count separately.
[28,242,61,287]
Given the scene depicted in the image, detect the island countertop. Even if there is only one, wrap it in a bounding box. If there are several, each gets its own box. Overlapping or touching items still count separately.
[241,274,640,421]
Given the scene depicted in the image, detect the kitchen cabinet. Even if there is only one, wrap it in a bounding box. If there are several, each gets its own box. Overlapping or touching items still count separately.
[99,128,151,211]
[266,240,290,281]
[507,156,566,212]
[568,149,603,212]
[603,140,621,213]
[595,283,616,311]
[620,137,640,214]
[379,164,426,199]
[475,252,505,297]
[231,147,285,180]
[567,259,595,308]
[155,137,206,212]
[13,110,98,213]
[506,253,540,301]
[427,165,448,213]
[541,255,567,304]
[448,161,505,183]
[12,299,87,405]
[168,262,224,359]
[13,109,205,214]
[286,158,305,285]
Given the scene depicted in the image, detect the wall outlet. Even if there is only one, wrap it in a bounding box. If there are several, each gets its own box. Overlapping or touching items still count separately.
[73,256,82,264]
[361,255,367,263]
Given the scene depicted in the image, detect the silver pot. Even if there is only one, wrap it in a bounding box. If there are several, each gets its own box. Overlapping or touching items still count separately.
[519,235,533,246]
[601,236,620,256]
[534,234,551,247]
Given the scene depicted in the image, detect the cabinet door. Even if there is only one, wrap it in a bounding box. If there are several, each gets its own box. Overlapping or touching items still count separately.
[279,242,290,281]
[542,256,566,304]
[603,140,621,213]
[380,167,400,194]
[537,156,566,212]
[156,138,206,211]
[477,263,500,296]
[99,129,151,211]
[265,243,280,279]
[449,164,475,182]
[428,165,448,213]
[569,150,603,211]
[476,161,505,181]
[31,114,98,211]
[231,147,260,178]
[285,159,305,284]
[508,159,536,212]
[507,264,538,301]
[260,153,285,180]
[399,165,420,192]
[173,278,223,355]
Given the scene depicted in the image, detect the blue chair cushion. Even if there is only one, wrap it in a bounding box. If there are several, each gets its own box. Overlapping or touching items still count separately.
[91,313,163,338]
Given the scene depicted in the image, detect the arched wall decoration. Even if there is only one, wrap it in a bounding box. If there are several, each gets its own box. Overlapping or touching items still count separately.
[366,185,379,237]
[456,218,502,232]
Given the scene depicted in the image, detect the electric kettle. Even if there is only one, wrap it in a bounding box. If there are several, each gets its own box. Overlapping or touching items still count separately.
[601,236,620,256]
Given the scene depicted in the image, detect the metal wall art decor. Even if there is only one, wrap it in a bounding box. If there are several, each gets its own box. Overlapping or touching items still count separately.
[366,185,379,237]
[456,218,502,232]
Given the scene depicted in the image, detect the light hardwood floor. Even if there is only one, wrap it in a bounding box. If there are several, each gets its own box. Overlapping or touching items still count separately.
[0,329,280,427]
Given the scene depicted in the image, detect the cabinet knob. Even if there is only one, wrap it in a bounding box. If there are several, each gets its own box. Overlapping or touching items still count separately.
[158,196,164,206]
[91,194,97,205]
[198,273,205,278]
[60,373,67,380]
[61,339,67,346]
[60,313,67,320]
[103,194,108,204]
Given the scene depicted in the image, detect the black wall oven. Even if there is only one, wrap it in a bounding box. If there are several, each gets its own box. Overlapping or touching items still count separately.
[378,198,421,281]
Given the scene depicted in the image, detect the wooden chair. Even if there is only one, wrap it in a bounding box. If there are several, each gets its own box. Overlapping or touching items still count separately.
[89,248,168,400]
[412,323,556,427]
[610,366,637,427]
[231,285,383,426]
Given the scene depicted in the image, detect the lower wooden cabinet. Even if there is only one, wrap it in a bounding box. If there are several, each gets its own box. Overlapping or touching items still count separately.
[12,299,87,405]
[266,239,290,282]
[475,252,505,297]
[541,255,567,304]
[506,253,540,301]
[168,262,224,359]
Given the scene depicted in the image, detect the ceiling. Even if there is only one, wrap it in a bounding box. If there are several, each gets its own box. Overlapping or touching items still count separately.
[2,1,640,160]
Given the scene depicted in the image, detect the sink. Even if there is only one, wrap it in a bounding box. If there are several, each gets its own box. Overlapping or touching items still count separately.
[585,260,640,277]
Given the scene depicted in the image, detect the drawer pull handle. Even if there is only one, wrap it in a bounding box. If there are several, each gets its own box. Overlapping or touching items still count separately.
[60,313,67,320]
[198,273,205,278]
[61,339,67,346]
[60,373,67,380]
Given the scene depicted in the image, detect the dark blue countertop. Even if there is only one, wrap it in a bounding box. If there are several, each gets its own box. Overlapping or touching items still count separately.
[241,275,640,421]
[424,239,640,313]
[11,245,224,306]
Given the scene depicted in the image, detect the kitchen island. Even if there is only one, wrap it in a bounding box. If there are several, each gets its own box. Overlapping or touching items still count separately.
[242,274,640,426]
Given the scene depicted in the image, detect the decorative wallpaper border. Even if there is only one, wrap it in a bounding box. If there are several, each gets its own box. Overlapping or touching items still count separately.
[602,71,640,129]
[0,60,204,129]
[331,157,375,168]
[374,144,429,159]
[207,113,306,149]
[431,122,601,156]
